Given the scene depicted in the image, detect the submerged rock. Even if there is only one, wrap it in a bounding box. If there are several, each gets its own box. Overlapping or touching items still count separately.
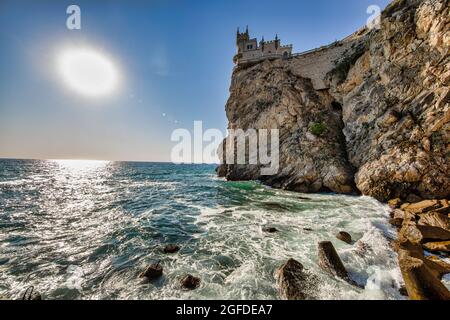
[275,258,317,300]
[163,244,180,254]
[139,263,163,280]
[180,274,201,290]
[336,231,352,244]
[262,226,278,233]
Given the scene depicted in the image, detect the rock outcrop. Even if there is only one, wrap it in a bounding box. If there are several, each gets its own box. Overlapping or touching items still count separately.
[218,0,449,202]
[275,258,318,300]
[391,198,450,299]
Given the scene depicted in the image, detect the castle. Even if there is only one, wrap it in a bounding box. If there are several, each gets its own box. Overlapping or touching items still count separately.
[234,27,293,65]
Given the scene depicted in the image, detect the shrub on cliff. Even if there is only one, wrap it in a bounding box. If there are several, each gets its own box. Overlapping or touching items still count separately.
[310,122,327,136]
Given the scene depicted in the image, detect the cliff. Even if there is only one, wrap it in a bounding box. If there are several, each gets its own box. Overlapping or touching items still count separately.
[218,0,449,202]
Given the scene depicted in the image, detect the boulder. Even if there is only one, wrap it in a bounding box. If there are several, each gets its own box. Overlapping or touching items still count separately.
[423,241,450,253]
[180,274,201,290]
[399,221,450,244]
[163,244,180,254]
[435,200,450,215]
[418,212,450,230]
[336,231,352,244]
[396,240,449,280]
[139,263,163,279]
[275,258,317,300]
[402,200,441,214]
[398,248,450,300]
[405,194,423,203]
[425,256,450,279]
[262,226,278,233]
[393,209,416,221]
[318,241,352,283]
[389,218,404,228]
[388,198,402,209]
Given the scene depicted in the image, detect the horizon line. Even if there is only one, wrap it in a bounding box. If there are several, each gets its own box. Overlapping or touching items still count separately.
[0,157,219,165]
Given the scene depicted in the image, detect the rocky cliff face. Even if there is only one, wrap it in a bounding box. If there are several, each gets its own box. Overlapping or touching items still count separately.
[218,0,449,202]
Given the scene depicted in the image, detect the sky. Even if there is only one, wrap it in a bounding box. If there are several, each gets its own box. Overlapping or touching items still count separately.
[0,0,391,162]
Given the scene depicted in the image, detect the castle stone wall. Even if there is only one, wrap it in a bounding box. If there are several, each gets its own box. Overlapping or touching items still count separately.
[288,39,361,90]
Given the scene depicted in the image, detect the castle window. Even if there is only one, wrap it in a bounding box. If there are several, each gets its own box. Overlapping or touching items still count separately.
[247,44,253,50]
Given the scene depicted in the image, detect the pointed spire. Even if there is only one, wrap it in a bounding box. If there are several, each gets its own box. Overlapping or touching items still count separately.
[246,25,249,35]
[275,34,278,41]
[237,27,240,35]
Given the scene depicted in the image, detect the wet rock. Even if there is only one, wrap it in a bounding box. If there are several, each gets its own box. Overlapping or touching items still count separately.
[262,226,278,233]
[389,218,404,228]
[139,263,163,280]
[163,244,180,254]
[354,241,372,257]
[263,202,290,211]
[388,198,403,209]
[402,200,441,214]
[216,165,227,177]
[398,248,450,300]
[423,241,450,253]
[318,241,351,283]
[418,212,450,230]
[180,274,201,290]
[275,258,317,300]
[398,285,408,297]
[21,286,41,300]
[336,231,352,244]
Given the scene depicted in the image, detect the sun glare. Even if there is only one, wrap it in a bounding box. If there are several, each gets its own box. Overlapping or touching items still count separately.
[57,48,120,97]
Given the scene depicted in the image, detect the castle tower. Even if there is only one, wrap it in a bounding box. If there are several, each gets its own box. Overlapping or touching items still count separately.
[236,26,250,53]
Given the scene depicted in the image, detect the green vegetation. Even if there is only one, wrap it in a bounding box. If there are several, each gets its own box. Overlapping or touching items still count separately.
[310,122,327,136]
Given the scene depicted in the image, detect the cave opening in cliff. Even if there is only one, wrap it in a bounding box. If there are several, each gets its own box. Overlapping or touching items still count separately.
[331,101,342,111]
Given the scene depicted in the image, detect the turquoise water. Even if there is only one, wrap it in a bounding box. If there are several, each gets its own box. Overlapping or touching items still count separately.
[0,159,403,300]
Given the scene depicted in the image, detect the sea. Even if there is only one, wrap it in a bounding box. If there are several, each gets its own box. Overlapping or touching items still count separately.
[0,159,408,300]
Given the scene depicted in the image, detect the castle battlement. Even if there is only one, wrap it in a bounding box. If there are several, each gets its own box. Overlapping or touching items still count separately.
[234,27,293,65]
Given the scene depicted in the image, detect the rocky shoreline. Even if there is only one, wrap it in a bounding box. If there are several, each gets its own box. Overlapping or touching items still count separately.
[388,198,450,299]
[216,0,449,300]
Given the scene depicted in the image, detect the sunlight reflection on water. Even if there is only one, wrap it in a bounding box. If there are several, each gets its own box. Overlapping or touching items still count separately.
[0,159,403,300]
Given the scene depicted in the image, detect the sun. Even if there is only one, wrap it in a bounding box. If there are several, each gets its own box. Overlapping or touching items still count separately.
[57,47,120,97]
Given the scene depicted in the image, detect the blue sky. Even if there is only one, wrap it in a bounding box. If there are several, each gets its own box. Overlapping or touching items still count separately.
[0,0,390,162]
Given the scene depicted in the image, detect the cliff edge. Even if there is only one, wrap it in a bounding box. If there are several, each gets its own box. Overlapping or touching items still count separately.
[218,0,449,202]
